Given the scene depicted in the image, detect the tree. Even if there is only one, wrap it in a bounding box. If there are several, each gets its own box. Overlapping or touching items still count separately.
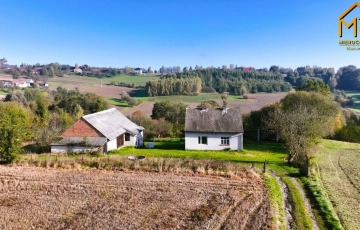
[151,100,187,137]
[327,75,337,90]
[40,67,49,76]
[147,67,152,74]
[269,65,279,73]
[239,86,248,96]
[265,92,340,175]
[132,110,144,118]
[12,69,20,79]
[222,65,227,70]
[34,95,51,150]
[152,118,173,138]
[221,92,229,107]
[124,66,132,74]
[0,102,31,162]
[198,100,220,108]
[297,80,331,96]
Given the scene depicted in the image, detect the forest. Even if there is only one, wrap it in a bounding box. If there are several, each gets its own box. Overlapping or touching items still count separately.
[144,64,360,96]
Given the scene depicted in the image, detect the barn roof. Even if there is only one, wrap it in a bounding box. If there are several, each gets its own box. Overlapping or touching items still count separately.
[51,137,107,146]
[185,108,243,133]
[82,108,144,140]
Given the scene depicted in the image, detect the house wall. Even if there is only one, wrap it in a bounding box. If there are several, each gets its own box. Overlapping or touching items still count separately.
[62,118,103,137]
[107,138,117,151]
[185,132,243,150]
[123,131,144,147]
[124,134,135,146]
[51,145,100,153]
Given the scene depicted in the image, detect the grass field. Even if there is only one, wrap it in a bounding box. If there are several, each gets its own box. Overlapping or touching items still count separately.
[106,74,160,86]
[104,97,130,107]
[344,91,360,113]
[313,140,360,230]
[109,140,287,165]
[65,74,160,87]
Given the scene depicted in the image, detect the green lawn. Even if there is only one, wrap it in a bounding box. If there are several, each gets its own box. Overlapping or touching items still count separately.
[66,74,160,87]
[106,74,160,86]
[344,91,360,113]
[104,97,131,107]
[109,140,287,165]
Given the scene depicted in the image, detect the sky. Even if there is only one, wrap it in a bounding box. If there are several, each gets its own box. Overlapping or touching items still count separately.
[0,0,359,71]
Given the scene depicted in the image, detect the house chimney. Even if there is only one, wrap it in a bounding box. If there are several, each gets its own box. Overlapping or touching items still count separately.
[200,106,208,113]
[222,107,228,114]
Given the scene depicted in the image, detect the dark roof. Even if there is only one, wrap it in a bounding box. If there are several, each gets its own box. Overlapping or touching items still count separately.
[185,108,243,133]
[82,108,144,140]
[51,137,107,146]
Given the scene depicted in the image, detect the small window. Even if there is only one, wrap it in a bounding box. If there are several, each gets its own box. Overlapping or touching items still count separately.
[221,137,229,145]
[125,133,130,141]
[198,136,208,144]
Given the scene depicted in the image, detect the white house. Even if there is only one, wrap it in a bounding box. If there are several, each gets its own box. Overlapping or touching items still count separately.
[134,68,142,75]
[184,107,243,150]
[12,78,34,88]
[51,108,144,153]
[74,68,83,74]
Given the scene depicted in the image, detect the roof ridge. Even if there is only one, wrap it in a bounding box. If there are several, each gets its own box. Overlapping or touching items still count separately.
[82,108,117,118]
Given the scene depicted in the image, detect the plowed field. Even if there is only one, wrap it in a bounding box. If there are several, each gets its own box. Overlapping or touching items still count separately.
[0,166,271,229]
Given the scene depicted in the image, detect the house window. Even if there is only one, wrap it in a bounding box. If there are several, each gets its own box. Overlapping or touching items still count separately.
[221,137,229,145]
[125,133,130,141]
[198,136,208,145]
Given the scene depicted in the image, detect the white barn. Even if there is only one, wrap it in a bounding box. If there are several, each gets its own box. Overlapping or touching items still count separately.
[184,108,243,150]
[51,108,144,153]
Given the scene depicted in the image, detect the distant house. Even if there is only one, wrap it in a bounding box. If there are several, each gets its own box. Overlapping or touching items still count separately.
[184,107,243,150]
[134,68,142,75]
[91,68,101,74]
[12,78,34,88]
[51,108,144,154]
[0,80,13,88]
[74,68,82,74]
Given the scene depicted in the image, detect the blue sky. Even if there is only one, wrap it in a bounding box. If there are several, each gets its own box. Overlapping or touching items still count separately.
[0,0,359,70]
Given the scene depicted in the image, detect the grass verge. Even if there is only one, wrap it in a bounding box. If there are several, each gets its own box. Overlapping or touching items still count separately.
[264,173,286,230]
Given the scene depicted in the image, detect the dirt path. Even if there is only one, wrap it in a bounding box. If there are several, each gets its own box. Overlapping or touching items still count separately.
[271,171,293,230]
[291,178,320,230]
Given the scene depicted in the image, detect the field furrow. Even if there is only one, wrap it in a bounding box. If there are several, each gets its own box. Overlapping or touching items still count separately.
[0,166,270,230]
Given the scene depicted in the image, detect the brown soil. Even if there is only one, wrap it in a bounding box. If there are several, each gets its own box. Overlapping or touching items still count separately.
[0,166,271,230]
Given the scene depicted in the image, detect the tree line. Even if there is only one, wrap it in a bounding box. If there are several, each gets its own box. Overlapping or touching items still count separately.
[145,76,202,96]
[0,87,108,162]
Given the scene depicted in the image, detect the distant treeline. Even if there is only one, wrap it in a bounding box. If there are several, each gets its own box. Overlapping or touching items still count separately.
[195,69,292,94]
[145,65,360,96]
[145,76,202,96]
[145,69,291,96]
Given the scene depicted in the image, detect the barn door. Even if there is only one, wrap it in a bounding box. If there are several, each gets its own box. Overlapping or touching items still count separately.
[117,134,124,148]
